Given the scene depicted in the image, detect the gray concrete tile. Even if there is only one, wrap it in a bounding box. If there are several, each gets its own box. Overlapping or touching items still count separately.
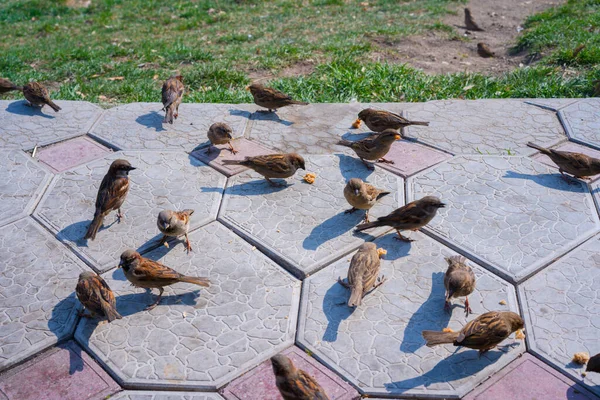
[559,99,600,150]
[111,392,225,400]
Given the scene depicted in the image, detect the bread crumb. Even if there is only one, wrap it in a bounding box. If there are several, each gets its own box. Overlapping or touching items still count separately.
[163,241,170,248]
[377,248,387,258]
[499,299,507,305]
[515,329,526,340]
[442,327,454,333]
[573,352,590,365]
[303,172,316,184]
[182,312,187,318]
[582,372,587,377]
[352,118,362,129]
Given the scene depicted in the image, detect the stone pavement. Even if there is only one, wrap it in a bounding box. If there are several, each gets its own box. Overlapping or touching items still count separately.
[0,98,599,400]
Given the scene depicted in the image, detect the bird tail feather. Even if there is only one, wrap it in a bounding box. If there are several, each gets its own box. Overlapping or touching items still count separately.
[422,330,460,347]
[526,142,551,155]
[337,139,353,148]
[101,303,122,322]
[179,276,210,287]
[348,286,363,308]
[47,100,61,112]
[376,192,391,201]
[291,100,309,105]
[410,121,429,126]
[164,106,174,124]
[221,159,245,165]
[84,212,105,241]
[355,220,382,232]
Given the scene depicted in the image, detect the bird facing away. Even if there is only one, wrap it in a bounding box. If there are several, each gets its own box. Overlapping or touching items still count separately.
[246,83,308,112]
[444,255,476,316]
[358,108,429,132]
[0,78,22,94]
[338,242,385,308]
[465,8,484,31]
[23,82,61,112]
[84,159,136,241]
[118,249,210,310]
[587,353,600,374]
[343,178,390,222]
[477,42,495,58]
[338,129,401,170]
[527,142,600,182]
[157,209,194,253]
[271,354,330,400]
[222,153,305,186]
[162,74,184,124]
[207,122,237,154]
[422,311,524,355]
[355,196,445,241]
[76,271,122,322]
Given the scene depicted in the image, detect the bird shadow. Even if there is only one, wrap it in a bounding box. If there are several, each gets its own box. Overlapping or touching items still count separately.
[55,341,86,375]
[135,110,167,132]
[229,108,253,119]
[336,153,375,181]
[504,171,586,193]
[374,232,412,261]
[340,131,376,141]
[221,179,291,196]
[57,219,119,248]
[250,110,293,126]
[6,100,55,119]
[322,281,357,342]
[302,211,364,250]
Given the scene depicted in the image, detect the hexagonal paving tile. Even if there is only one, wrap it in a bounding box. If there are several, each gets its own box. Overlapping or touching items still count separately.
[297,232,522,398]
[0,100,103,150]
[190,138,275,177]
[34,151,225,272]
[559,99,600,150]
[218,154,402,278]
[519,234,600,397]
[111,392,225,400]
[377,139,451,178]
[0,149,52,228]
[531,141,600,182]
[403,100,565,155]
[409,155,600,283]
[525,99,579,112]
[75,222,301,390]
[36,136,111,173]
[0,218,87,372]
[89,103,255,151]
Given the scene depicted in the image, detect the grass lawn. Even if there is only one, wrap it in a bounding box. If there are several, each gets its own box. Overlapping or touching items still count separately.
[0,0,598,104]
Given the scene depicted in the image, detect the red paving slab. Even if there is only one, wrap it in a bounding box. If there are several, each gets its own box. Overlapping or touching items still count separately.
[531,141,600,182]
[36,136,111,173]
[221,346,359,400]
[0,341,120,400]
[190,138,275,177]
[378,139,451,177]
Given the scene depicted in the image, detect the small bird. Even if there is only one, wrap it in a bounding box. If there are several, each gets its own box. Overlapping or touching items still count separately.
[222,153,305,186]
[338,242,385,308]
[343,178,390,222]
[76,271,122,322]
[465,8,484,31]
[444,255,476,316]
[246,83,308,112]
[338,129,401,170]
[477,43,495,58]
[527,142,600,182]
[162,74,184,124]
[587,353,600,374]
[84,159,136,241]
[118,249,210,310]
[422,311,524,355]
[355,196,445,241]
[0,78,22,94]
[358,108,429,132]
[206,122,237,154]
[271,354,330,400]
[157,209,194,253]
[23,82,61,112]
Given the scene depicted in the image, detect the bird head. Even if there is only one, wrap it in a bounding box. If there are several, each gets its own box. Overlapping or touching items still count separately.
[246,83,262,93]
[377,129,402,144]
[109,159,136,175]
[118,249,140,270]
[270,354,296,376]
[347,178,364,196]
[157,210,172,230]
[289,153,306,170]
[357,108,375,121]
[418,196,446,209]
[78,271,97,281]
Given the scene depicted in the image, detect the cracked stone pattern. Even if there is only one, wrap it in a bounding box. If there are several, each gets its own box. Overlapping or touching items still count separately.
[298,232,522,398]
[403,100,565,156]
[409,156,600,283]
[525,99,579,112]
[36,136,111,173]
[34,151,225,272]
[0,100,103,150]
[0,218,87,372]
[0,150,52,228]
[532,141,600,182]
[560,99,600,150]
[75,222,301,390]
[111,392,225,400]
[519,235,600,397]
[219,154,402,278]
[190,138,275,177]
[89,103,255,152]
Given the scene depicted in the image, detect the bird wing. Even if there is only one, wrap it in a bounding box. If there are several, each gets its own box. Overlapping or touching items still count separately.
[76,277,104,311]
[257,87,293,103]
[174,210,191,225]
[132,258,182,284]
[296,370,330,400]
[95,275,117,308]
[457,311,510,347]
[364,183,388,202]
[371,110,409,125]
[248,154,290,174]
[550,150,592,169]
[95,175,129,213]
[162,78,183,108]
[348,248,380,289]
[380,201,427,226]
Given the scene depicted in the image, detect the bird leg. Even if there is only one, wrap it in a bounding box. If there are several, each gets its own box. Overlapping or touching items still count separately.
[363,209,370,223]
[559,169,577,185]
[377,158,395,164]
[265,177,286,187]
[363,275,387,298]
[394,230,414,242]
[337,277,350,288]
[228,142,238,154]
[205,146,214,155]
[160,235,170,248]
[344,207,358,214]
[78,309,96,319]
[145,287,164,311]
[185,233,192,253]
[116,208,124,222]
[464,296,473,316]
[360,158,375,171]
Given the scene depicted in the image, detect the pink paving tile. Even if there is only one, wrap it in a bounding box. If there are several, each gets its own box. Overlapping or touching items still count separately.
[377,139,451,177]
[463,354,599,400]
[532,141,600,182]
[221,346,359,400]
[191,138,275,177]
[36,136,111,173]
[0,341,120,400]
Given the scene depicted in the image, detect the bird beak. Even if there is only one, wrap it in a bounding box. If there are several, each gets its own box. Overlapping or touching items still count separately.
[354,189,360,196]
[127,166,136,171]
[439,203,446,208]
[245,85,250,91]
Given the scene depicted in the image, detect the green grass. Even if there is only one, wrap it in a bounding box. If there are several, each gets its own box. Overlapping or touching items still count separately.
[0,0,598,104]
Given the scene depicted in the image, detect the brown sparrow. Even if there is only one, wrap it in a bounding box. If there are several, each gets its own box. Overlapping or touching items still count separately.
[271,354,330,400]
[84,159,136,241]
[222,153,305,186]
[338,242,385,307]
[444,255,476,316]
[358,108,429,132]
[465,8,484,31]
[206,122,237,154]
[527,142,600,182]
[157,209,194,252]
[343,178,390,222]
[355,196,445,241]
[162,74,184,124]
[118,249,210,310]
[76,271,122,322]
[0,78,22,94]
[477,43,495,58]
[587,353,600,374]
[246,83,308,112]
[338,129,401,170]
[23,82,61,112]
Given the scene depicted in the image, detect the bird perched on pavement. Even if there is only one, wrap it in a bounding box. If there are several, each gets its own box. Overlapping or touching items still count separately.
[162,74,184,124]
[0,78,22,94]
[527,142,600,182]
[358,108,429,132]
[222,153,305,186]
[76,271,122,322]
[338,129,401,170]
[157,209,194,253]
[206,122,237,154]
[343,178,390,222]
[246,83,308,112]
[338,242,385,308]
[23,81,61,112]
[444,255,476,316]
[270,354,330,400]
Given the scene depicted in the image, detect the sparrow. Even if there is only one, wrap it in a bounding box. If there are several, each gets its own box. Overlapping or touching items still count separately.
[222,153,305,186]
[0,78,22,94]
[444,255,476,316]
[23,82,61,112]
[271,354,330,400]
[84,159,136,241]
[358,108,429,132]
[338,129,401,170]
[162,74,184,124]
[527,142,600,182]
[355,196,445,241]
[157,209,194,252]
[338,242,385,308]
[587,353,600,374]
[118,249,210,310]
[465,8,484,31]
[477,43,495,58]
[76,271,122,322]
[343,178,390,222]
[246,83,308,112]
[206,122,237,154]
[422,311,524,355]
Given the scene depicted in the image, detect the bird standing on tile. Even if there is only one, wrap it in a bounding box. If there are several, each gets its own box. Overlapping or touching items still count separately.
[23,81,61,112]
[587,353,600,374]
[527,142,600,182]
[157,209,194,253]
[222,153,305,186]
[206,122,237,154]
[118,249,210,310]
[246,83,308,112]
[358,108,429,132]
[84,159,136,241]
[338,129,401,170]
[338,242,385,308]
[76,271,122,322]
[477,43,495,58]
[270,354,330,400]
[0,78,22,94]
[444,255,476,316]
[162,74,184,124]
[343,178,390,223]
[465,8,484,31]
[355,196,445,241]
